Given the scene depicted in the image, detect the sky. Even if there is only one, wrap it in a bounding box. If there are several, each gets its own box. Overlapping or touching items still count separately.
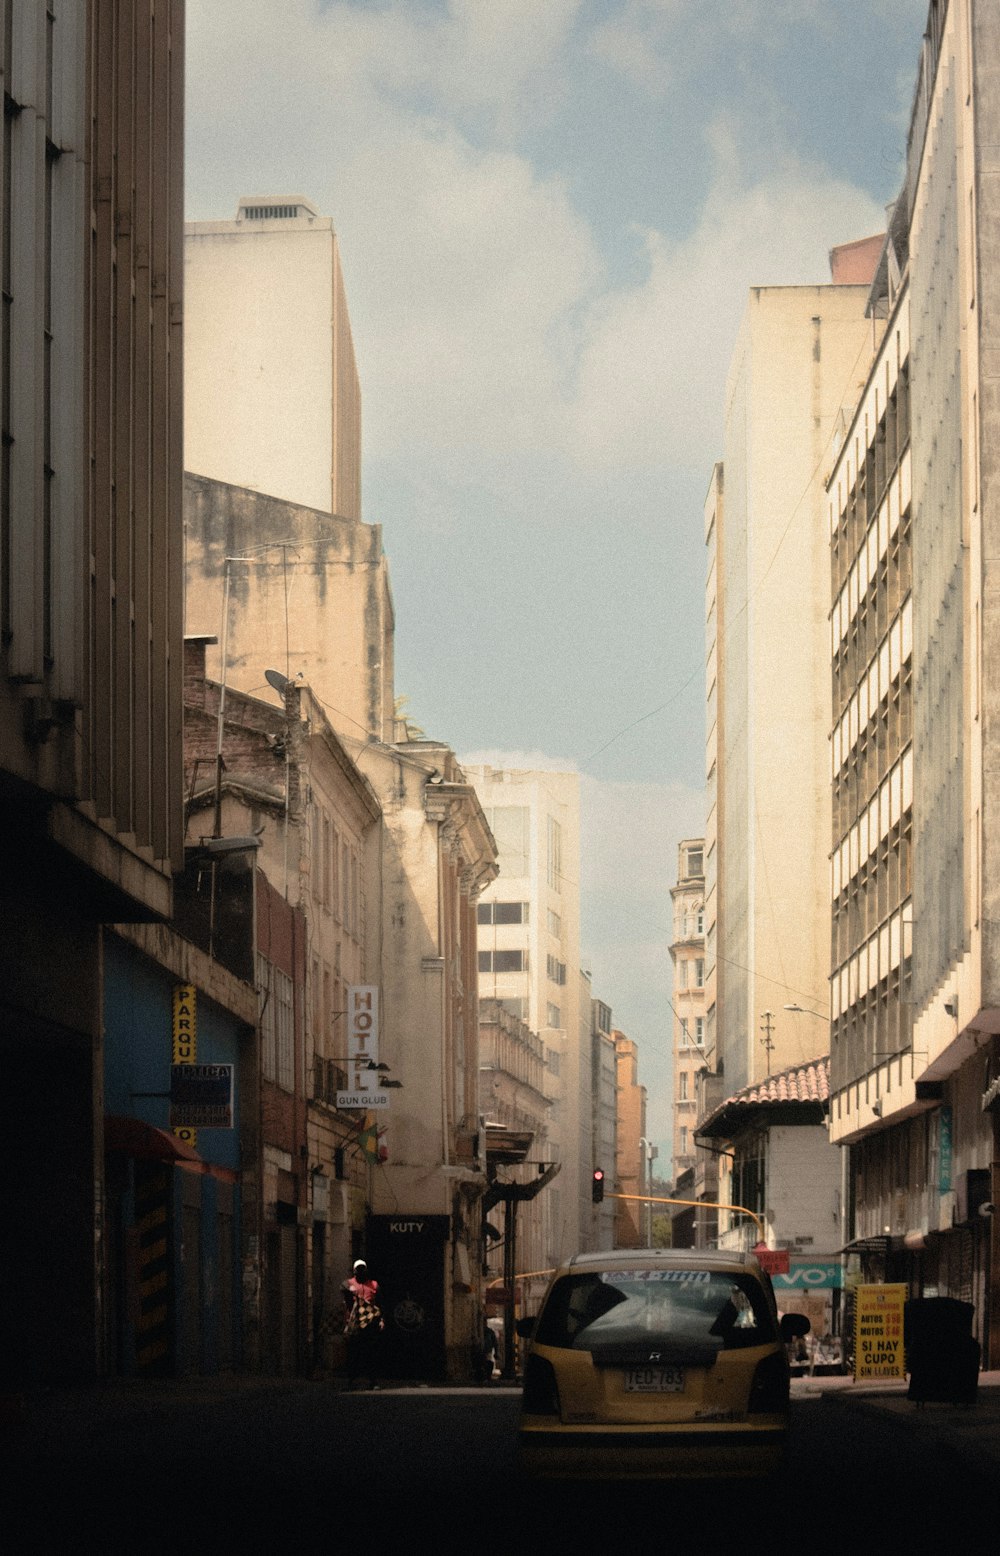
[185,0,930,1168]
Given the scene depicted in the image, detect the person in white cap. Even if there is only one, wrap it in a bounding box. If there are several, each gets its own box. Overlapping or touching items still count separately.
[342,1258,385,1390]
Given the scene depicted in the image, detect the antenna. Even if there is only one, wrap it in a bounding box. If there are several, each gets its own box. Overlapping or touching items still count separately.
[265,668,289,695]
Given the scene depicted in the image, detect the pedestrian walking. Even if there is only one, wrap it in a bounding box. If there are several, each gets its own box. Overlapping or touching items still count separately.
[342,1258,385,1390]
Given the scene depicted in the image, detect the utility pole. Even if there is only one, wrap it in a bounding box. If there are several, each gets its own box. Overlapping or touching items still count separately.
[760,1010,775,1075]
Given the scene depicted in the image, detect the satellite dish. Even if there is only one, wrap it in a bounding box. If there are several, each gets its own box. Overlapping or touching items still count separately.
[264,668,288,695]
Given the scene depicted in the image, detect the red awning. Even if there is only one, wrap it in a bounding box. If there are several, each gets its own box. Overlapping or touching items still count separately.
[104,1114,203,1164]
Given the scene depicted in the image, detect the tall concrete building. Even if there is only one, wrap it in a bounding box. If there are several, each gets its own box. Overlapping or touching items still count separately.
[614,1031,646,1248]
[183,199,498,1379]
[465,765,586,1263]
[183,197,390,750]
[827,0,1000,1368]
[185,197,362,523]
[591,997,618,1251]
[707,280,875,1112]
[1,0,185,1381]
[670,839,706,1182]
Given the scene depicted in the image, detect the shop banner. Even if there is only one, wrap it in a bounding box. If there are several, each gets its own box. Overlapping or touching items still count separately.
[854,1282,907,1381]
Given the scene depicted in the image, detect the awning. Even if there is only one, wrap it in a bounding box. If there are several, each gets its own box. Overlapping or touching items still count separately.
[104,1114,203,1164]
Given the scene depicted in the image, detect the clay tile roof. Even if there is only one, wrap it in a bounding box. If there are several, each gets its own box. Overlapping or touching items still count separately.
[725,1055,829,1109]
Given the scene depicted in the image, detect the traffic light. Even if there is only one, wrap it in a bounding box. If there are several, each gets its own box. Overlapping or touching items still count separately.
[591,1168,605,1204]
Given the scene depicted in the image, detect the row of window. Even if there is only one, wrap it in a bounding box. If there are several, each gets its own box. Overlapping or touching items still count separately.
[829,361,910,596]
[673,904,705,941]
[832,817,912,969]
[258,956,295,1092]
[479,949,526,974]
[677,957,705,989]
[832,595,912,779]
[478,900,528,925]
[832,750,912,901]
[830,960,913,1093]
[831,899,912,1022]
[478,901,563,943]
[832,667,911,842]
[311,803,362,940]
[833,517,912,713]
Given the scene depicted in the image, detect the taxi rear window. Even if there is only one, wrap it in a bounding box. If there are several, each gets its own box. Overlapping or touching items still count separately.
[533,1269,777,1351]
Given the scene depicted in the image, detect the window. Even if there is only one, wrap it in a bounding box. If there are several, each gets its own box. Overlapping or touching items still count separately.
[547,954,567,986]
[275,969,294,1091]
[695,1017,705,1046]
[479,949,527,973]
[501,997,528,1021]
[340,840,350,928]
[533,1269,774,1352]
[548,909,561,938]
[679,1072,688,1100]
[686,848,703,876]
[694,959,705,988]
[548,1047,561,1074]
[258,956,294,1091]
[478,901,528,925]
[547,1003,562,1029]
[547,816,562,892]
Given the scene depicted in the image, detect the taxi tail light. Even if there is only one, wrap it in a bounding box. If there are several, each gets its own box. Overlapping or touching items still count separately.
[522,1354,561,1416]
[747,1351,790,1414]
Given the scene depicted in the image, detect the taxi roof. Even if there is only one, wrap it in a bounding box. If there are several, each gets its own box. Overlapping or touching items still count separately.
[561,1248,763,1275]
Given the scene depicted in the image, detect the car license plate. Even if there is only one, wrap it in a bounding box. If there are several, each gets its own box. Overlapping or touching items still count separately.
[624,1366,684,1392]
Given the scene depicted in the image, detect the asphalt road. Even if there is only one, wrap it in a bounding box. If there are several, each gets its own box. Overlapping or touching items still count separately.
[5,1384,995,1548]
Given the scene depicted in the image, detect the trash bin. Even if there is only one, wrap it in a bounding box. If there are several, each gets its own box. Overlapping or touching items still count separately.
[904,1297,980,1405]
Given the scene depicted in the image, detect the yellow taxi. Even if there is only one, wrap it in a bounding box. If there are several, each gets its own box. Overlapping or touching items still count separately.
[518,1247,802,1480]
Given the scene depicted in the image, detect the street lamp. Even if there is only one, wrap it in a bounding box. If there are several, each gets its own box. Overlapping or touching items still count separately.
[783,1003,829,1021]
[639,1137,657,1245]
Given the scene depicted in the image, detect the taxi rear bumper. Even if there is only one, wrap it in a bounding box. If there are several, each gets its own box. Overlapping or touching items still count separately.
[518,1421,787,1480]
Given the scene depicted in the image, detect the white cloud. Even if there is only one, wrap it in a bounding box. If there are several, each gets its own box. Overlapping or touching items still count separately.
[565,148,886,476]
[187,1,888,507]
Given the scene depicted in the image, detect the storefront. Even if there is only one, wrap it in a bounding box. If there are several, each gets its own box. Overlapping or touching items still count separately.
[102,933,249,1375]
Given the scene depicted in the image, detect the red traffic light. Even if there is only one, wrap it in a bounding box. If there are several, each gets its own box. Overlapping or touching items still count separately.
[592,1168,605,1204]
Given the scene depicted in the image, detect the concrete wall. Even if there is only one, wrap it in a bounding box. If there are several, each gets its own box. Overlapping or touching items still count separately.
[184,203,361,523]
[184,475,396,749]
[766,1125,841,1255]
[717,286,873,1092]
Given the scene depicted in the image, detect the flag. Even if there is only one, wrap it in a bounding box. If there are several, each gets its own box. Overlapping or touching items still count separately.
[357,1112,380,1164]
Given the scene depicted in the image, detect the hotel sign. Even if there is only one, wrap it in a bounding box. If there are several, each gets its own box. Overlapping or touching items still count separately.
[346,984,379,1092]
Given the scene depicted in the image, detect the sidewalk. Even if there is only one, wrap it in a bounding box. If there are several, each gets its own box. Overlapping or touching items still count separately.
[793,1368,1000,1483]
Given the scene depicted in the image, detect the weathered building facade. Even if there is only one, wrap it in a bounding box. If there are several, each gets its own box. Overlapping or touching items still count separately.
[708,281,875,1103]
[1,0,184,1381]
[181,637,382,1373]
[827,0,1000,1367]
[185,197,362,523]
[614,1030,646,1248]
[465,764,587,1263]
[350,737,497,1379]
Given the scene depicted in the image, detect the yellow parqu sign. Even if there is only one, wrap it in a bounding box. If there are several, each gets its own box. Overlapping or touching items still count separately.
[854,1282,907,1381]
[172,983,197,1147]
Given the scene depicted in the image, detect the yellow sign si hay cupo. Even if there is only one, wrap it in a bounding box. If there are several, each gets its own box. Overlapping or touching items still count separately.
[854,1282,907,1381]
[172,983,197,1148]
